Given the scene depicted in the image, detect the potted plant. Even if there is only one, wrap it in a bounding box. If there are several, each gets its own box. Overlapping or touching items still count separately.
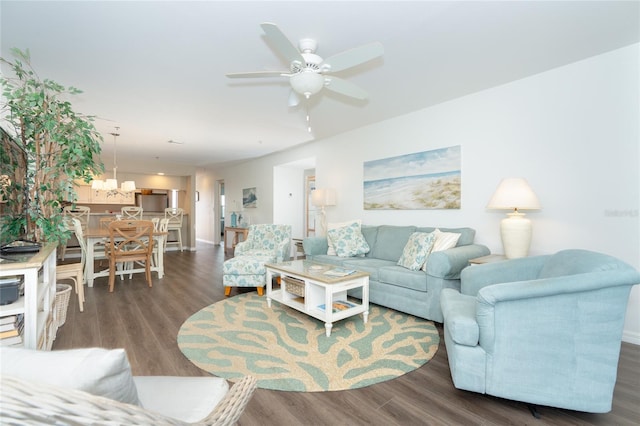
[0,48,104,244]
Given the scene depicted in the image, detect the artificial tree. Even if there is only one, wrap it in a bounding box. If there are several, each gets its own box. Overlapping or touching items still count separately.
[0,48,104,244]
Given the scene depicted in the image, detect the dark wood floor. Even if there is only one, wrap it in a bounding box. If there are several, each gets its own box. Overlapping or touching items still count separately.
[54,243,640,425]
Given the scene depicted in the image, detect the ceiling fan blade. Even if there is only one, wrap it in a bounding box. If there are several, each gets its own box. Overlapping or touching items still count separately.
[288,90,301,107]
[323,76,369,100]
[261,22,305,66]
[322,42,384,73]
[226,71,289,79]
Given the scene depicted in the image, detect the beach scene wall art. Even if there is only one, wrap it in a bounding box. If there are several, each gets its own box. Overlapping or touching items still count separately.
[242,187,257,208]
[363,145,461,210]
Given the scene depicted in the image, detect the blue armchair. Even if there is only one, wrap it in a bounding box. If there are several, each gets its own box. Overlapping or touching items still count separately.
[440,249,640,413]
[223,224,291,296]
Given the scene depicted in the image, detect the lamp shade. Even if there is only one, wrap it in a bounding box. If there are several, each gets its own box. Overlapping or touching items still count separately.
[105,179,118,191]
[91,180,104,190]
[311,188,336,207]
[487,178,541,211]
[121,181,136,192]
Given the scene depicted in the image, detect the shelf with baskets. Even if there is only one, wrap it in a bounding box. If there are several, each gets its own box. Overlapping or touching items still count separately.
[0,244,57,349]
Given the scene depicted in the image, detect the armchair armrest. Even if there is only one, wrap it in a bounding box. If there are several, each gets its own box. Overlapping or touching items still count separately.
[302,237,328,256]
[461,255,547,296]
[234,240,250,256]
[275,238,291,262]
[426,244,490,279]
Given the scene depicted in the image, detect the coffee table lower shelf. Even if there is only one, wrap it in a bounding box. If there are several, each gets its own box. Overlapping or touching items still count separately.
[265,261,369,337]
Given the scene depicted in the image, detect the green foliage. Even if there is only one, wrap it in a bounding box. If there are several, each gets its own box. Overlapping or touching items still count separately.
[1,48,104,243]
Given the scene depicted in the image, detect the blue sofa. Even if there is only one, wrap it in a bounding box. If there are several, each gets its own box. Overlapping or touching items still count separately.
[440,249,640,413]
[303,225,490,322]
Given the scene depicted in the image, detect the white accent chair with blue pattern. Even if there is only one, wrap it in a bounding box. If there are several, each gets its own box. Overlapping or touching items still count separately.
[223,224,292,296]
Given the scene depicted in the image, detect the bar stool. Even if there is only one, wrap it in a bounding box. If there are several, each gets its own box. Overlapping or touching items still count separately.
[164,207,184,251]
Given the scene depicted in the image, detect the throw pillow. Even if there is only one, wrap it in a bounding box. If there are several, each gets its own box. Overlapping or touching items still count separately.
[397,232,436,271]
[0,347,141,406]
[327,221,370,257]
[422,229,462,271]
[432,228,461,252]
[326,219,362,255]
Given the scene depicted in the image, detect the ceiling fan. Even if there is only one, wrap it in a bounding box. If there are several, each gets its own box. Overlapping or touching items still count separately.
[226,23,384,106]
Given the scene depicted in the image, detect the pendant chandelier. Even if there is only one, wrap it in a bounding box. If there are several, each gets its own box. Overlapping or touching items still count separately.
[91,127,136,193]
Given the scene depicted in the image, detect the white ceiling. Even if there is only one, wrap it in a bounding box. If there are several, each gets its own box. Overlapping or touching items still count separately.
[1,1,638,176]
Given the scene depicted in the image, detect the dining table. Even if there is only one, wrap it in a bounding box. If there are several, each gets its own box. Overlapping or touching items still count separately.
[84,227,167,287]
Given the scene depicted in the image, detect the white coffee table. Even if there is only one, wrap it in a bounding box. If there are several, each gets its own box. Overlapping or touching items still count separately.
[265,260,369,337]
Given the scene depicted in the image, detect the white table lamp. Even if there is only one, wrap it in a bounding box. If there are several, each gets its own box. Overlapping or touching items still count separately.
[487,178,541,259]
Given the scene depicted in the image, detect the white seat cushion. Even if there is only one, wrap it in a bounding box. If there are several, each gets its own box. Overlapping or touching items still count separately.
[0,347,140,405]
[133,376,229,423]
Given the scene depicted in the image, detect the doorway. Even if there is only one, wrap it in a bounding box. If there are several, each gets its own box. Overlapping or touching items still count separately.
[218,180,225,239]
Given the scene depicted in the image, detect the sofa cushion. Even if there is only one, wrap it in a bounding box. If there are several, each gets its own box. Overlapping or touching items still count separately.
[327,221,370,257]
[361,225,379,257]
[342,258,396,282]
[370,225,417,261]
[397,232,436,271]
[0,347,141,406]
[377,265,429,292]
[134,376,228,423]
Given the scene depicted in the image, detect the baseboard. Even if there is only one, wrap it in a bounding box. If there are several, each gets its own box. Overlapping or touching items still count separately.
[196,238,217,245]
[622,330,640,345]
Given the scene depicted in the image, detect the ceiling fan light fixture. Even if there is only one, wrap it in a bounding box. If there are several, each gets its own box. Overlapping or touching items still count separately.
[290,71,324,98]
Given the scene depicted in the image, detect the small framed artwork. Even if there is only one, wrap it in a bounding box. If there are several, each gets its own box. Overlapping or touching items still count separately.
[243,187,257,208]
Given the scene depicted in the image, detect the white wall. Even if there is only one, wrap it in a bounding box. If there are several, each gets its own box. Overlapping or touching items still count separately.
[211,44,639,342]
[273,165,305,239]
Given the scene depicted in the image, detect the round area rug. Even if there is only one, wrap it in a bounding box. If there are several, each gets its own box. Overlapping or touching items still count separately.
[178,293,439,392]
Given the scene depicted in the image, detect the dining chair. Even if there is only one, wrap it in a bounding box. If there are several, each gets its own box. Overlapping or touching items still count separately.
[55,218,86,314]
[121,206,143,220]
[69,218,109,283]
[152,218,170,268]
[60,206,90,260]
[99,216,116,229]
[164,207,184,251]
[129,217,167,275]
[105,220,154,292]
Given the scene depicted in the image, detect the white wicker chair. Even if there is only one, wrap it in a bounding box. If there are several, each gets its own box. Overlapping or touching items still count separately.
[0,374,257,426]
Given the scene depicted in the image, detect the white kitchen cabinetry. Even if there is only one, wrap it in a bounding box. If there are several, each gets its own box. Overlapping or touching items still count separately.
[73,184,134,204]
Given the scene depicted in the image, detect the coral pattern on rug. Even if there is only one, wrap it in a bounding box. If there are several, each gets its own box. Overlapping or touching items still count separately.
[178,293,439,392]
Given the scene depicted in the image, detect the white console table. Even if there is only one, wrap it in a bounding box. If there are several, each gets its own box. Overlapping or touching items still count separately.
[0,243,57,350]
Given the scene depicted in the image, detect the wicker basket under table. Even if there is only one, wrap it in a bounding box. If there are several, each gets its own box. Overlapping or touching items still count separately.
[283,276,305,297]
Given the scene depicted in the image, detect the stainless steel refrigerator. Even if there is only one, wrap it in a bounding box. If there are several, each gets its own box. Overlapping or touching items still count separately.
[135,193,168,212]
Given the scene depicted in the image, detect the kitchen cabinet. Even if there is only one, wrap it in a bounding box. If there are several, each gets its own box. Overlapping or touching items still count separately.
[73,184,134,204]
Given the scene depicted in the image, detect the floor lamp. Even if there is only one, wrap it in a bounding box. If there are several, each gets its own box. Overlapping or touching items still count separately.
[311,188,336,236]
[487,178,541,259]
